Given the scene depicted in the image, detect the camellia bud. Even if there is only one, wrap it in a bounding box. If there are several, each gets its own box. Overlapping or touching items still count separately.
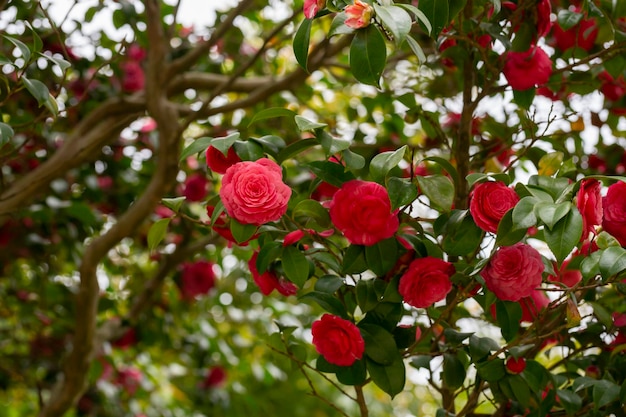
[505,356,526,374]
[344,0,374,29]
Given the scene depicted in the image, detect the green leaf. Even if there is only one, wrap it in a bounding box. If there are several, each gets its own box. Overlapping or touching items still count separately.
[315,275,345,294]
[366,354,405,398]
[512,197,538,230]
[557,9,583,30]
[443,328,473,345]
[476,359,505,382]
[405,35,427,64]
[490,0,501,14]
[256,241,283,274]
[3,34,31,63]
[599,246,626,280]
[593,380,620,409]
[247,108,297,127]
[147,218,171,251]
[506,375,531,407]
[250,135,285,156]
[370,145,407,183]
[544,208,583,263]
[292,199,331,228]
[557,389,582,416]
[443,353,466,390]
[495,300,522,342]
[365,238,399,276]
[359,323,398,365]
[282,245,309,287]
[373,5,413,45]
[342,149,366,170]
[423,156,459,188]
[342,244,368,274]
[512,87,535,109]
[294,115,327,131]
[522,360,550,392]
[37,52,71,71]
[180,136,214,162]
[318,130,351,154]
[293,18,312,71]
[534,201,571,230]
[299,291,347,318]
[387,177,418,210]
[336,359,367,385]
[442,210,483,256]
[417,0,450,38]
[0,122,14,148]
[277,139,318,163]
[308,161,355,188]
[211,132,240,155]
[22,77,50,106]
[161,196,186,213]
[350,25,387,86]
[416,175,454,212]
[328,13,354,37]
[469,335,500,361]
[230,219,258,243]
[233,139,264,161]
[396,4,432,35]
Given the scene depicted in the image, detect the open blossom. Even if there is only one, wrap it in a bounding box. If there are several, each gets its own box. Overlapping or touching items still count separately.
[603,181,626,246]
[398,257,455,308]
[551,12,598,52]
[311,314,365,366]
[503,46,553,91]
[304,0,325,19]
[248,252,298,296]
[329,180,399,246]
[576,179,602,238]
[220,159,291,226]
[469,181,519,233]
[481,243,545,301]
[344,0,373,29]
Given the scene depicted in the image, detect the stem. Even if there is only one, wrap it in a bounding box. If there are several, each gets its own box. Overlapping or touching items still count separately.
[355,385,369,417]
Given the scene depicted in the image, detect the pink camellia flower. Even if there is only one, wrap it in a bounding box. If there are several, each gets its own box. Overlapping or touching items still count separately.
[577,179,602,238]
[248,252,298,296]
[220,159,292,226]
[311,314,365,366]
[398,257,456,308]
[116,367,142,395]
[329,180,399,246]
[206,145,241,174]
[551,14,598,52]
[200,366,227,389]
[179,260,216,300]
[183,173,209,202]
[599,71,626,102]
[344,0,374,29]
[469,181,520,233]
[481,243,545,301]
[304,0,325,19]
[602,181,626,246]
[120,61,145,92]
[503,46,553,91]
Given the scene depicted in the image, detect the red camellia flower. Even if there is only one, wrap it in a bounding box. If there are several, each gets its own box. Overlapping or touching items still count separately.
[344,0,373,29]
[304,0,325,19]
[551,15,598,52]
[481,243,545,301]
[577,179,603,238]
[602,181,626,246]
[519,289,550,322]
[220,159,292,226]
[183,173,209,202]
[398,257,456,308]
[311,314,365,367]
[469,181,520,233]
[206,145,241,174]
[599,71,626,102]
[200,366,227,389]
[548,258,582,288]
[179,260,217,300]
[536,0,552,38]
[329,180,399,246]
[503,46,553,91]
[120,61,145,92]
[248,252,298,296]
[505,356,526,374]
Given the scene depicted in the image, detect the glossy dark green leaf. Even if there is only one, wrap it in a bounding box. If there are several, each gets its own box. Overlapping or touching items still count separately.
[476,358,505,382]
[442,210,483,256]
[599,246,626,280]
[295,115,327,131]
[315,275,345,293]
[557,9,583,30]
[405,35,427,63]
[557,389,582,416]
[495,300,522,342]
[179,136,214,162]
[544,208,583,263]
[282,245,309,287]
[256,241,283,274]
[387,177,418,210]
[350,25,387,86]
[342,149,366,170]
[2,34,31,63]
[512,87,535,109]
[299,291,347,318]
[469,335,500,361]
[512,196,538,230]
[308,161,355,188]
[417,0,449,38]
[593,380,620,409]
[277,139,318,163]
[161,196,186,213]
[356,279,380,313]
[211,132,241,155]
[442,353,466,390]
[366,354,405,398]
[318,130,351,154]
[359,323,398,365]
[293,18,312,71]
[534,201,571,230]
[342,244,368,274]
[373,4,412,45]
[292,199,331,228]
[370,146,407,183]
[365,238,399,277]
[416,175,454,212]
[230,219,258,244]
[233,139,265,161]
[0,122,14,148]
[396,4,432,34]
[247,108,297,127]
